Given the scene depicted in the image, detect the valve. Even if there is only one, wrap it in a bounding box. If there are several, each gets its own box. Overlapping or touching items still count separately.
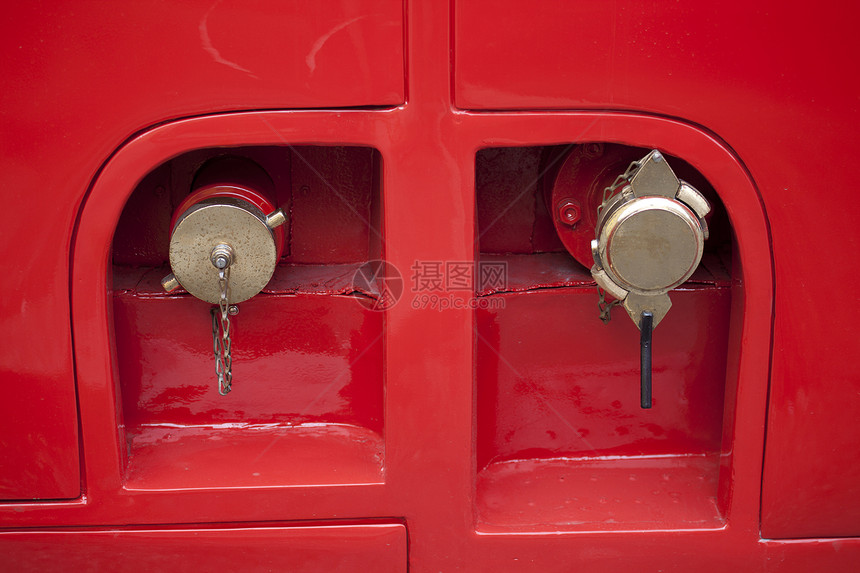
[590,150,710,408]
[161,193,286,304]
[591,150,710,328]
[547,146,710,408]
[160,157,287,394]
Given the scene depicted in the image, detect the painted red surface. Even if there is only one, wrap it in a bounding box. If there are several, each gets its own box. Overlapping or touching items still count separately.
[455,2,860,539]
[1,1,858,571]
[0,0,402,502]
[0,524,407,572]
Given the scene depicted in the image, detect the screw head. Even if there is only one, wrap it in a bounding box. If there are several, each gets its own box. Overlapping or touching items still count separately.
[558,199,582,226]
[210,243,234,269]
[584,142,604,157]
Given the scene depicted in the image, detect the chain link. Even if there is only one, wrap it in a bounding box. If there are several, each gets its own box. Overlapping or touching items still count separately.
[595,159,641,323]
[598,158,642,215]
[597,286,622,325]
[212,266,233,395]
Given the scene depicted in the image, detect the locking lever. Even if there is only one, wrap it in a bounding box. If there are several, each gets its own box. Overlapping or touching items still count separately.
[640,311,653,409]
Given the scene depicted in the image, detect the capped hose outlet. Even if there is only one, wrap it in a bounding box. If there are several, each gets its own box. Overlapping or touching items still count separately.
[591,150,710,329]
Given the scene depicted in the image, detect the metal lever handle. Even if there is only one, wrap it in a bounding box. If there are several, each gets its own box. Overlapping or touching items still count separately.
[640,311,653,409]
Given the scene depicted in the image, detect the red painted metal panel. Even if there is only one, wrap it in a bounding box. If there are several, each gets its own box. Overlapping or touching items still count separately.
[474,253,731,532]
[455,0,860,540]
[0,0,857,569]
[763,539,860,572]
[0,101,773,569]
[477,283,731,465]
[28,107,767,570]
[0,0,403,501]
[0,523,407,572]
[114,287,383,431]
[478,454,723,532]
[112,268,384,490]
[289,146,378,263]
[475,147,559,254]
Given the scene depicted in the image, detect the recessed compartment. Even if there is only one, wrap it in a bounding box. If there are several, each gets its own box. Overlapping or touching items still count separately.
[111,145,385,489]
[474,144,737,531]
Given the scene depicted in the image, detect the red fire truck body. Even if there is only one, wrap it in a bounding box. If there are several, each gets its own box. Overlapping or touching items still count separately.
[1,2,858,571]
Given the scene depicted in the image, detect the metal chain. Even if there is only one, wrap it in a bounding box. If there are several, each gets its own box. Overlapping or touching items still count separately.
[597,286,622,324]
[599,158,642,215]
[595,159,641,322]
[212,266,233,395]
